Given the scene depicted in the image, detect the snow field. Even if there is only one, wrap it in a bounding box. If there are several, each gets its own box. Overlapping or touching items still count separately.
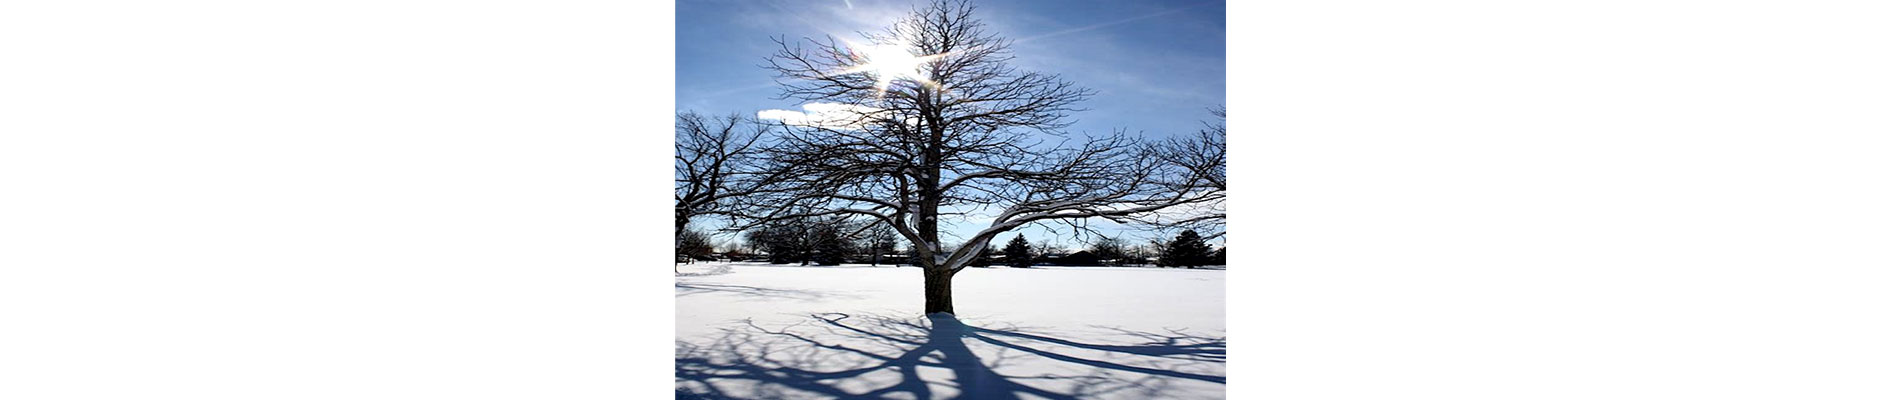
[676,263,1226,399]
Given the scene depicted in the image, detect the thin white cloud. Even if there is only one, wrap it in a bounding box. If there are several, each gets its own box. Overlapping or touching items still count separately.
[757,102,880,129]
[756,109,809,122]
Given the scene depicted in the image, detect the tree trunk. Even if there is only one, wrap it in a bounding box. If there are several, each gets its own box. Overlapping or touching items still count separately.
[674,210,688,274]
[923,268,956,315]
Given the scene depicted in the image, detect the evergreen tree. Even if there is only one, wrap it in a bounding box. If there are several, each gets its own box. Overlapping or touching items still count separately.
[1159,230,1213,268]
[1003,234,1033,268]
[744,217,867,265]
[807,221,848,265]
[746,220,812,265]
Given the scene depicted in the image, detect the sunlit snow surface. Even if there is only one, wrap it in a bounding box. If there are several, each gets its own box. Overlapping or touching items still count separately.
[676,262,1226,399]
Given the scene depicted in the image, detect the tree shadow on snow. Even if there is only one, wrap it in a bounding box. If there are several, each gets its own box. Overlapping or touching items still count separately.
[675,313,1225,399]
[676,264,735,277]
[673,283,852,301]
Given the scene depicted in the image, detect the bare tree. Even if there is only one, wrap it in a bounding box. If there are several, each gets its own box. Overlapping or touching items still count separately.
[676,112,785,272]
[751,0,1223,315]
[1128,107,1226,239]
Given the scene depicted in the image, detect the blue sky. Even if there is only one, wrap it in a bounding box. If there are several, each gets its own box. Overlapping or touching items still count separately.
[678,0,1224,249]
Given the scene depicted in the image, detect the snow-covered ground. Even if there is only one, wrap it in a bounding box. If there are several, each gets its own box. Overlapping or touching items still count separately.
[676,262,1225,399]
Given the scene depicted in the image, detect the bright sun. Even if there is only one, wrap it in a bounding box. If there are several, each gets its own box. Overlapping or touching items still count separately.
[839,44,942,95]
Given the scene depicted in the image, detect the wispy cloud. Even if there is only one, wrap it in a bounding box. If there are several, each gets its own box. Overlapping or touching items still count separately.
[1013,1,1217,45]
[741,0,910,40]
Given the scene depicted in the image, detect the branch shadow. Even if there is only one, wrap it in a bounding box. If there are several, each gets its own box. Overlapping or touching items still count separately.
[676,313,1225,399]
[674,282,850,301]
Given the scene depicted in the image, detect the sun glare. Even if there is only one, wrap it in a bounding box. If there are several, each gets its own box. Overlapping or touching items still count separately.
[839,44,943,96]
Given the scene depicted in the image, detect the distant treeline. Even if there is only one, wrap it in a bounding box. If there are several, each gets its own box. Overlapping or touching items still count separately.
[682,217,1223,268]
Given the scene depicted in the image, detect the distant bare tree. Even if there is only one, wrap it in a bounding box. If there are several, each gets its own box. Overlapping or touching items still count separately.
[861,225,899,266]
[749,0,1224,315]
[1123,243,1152,267]
[1033,239,1060,261]
[1135,238,1168,267]
[677,229,715,264]
[1089,236,1129,266]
